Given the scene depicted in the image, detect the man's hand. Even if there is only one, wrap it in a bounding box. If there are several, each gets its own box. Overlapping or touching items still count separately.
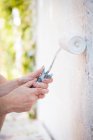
[0,67,45,97]
[0,71,53,130]
[17,66,45,85]
[0,79,50,115]
[33,78,53,98]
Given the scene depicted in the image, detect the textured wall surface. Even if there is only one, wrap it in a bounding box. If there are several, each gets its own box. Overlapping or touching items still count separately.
[36,0,92,140]
[84,0,93,139]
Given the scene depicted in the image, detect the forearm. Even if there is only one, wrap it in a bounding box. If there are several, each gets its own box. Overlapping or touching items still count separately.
[0,96,11,116]
[0,94,13,130]
[0,77,32,97]
[0,75,9,130]
[0,80,19,97]
[0,75,28,129]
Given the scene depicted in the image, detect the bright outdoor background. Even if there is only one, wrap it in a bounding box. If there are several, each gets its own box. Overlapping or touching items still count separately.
[0,0,36,80]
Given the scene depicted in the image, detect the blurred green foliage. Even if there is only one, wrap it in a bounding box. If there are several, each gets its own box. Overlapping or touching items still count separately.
[0,0,36,79]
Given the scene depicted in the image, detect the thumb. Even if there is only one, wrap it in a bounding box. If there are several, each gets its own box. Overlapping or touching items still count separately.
[17,66,44,86]
[28,66,44,79]
[23,79,37,88]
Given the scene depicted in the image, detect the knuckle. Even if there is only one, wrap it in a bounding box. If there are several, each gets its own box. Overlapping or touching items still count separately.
[37,88,42,93]
[39,83,48,88]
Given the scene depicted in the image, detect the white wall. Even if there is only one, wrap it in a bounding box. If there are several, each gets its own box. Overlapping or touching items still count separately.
[36,0,87,140]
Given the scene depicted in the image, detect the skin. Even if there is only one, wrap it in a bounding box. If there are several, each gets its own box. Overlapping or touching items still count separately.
[0,80,49,115]
[0,67,53,130]
[0,75,7,130]
[0,66,46,97]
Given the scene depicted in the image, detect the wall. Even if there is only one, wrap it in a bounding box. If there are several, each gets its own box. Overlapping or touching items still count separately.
[36,0,89,140]
[84,0,93,139]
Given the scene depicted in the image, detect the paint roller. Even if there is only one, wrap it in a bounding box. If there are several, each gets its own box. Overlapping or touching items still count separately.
[60,36,86,55]
[37,36,87,82]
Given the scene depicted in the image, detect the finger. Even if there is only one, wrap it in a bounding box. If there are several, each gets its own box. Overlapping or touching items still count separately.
[43,78,53,84]
[31,88,49,96]
[33,82,48,89]
[27,66,44,79]
[23,79,37,87]
[17,77,33,85]
[38,94,45,99]
[17,66,44,85]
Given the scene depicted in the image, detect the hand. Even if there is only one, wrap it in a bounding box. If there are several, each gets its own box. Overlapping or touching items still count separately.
[17,66,45,85]
[0,79,49,115]
[0,67,44,97]
[33,78,53,98]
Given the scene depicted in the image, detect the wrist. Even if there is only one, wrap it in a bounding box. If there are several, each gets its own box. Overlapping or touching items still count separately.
[0,95,12,116]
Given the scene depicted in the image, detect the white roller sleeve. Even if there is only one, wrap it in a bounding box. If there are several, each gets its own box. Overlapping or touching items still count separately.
[60,36,87,55]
